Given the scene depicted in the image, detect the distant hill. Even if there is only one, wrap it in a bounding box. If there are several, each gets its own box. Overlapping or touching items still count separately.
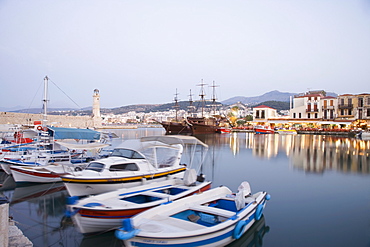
[222,90,338,105]
[221,90,296,105]
[251,101,291,111]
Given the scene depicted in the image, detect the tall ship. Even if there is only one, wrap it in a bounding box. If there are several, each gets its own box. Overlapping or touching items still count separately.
[157,89,192,135]
[159,82,226,135]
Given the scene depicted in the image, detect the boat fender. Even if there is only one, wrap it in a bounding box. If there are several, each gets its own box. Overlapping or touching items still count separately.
[66,196,79,205]
[255,204,264,221]
[265,194,271,200]
[65,208,80,217]
[115,218,140,240]
[233,220,247,239]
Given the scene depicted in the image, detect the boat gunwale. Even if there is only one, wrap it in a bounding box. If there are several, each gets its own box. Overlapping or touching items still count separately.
[130,192,268,240]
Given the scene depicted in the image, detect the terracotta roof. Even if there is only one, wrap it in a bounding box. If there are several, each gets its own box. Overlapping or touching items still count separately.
[253,105,276,109]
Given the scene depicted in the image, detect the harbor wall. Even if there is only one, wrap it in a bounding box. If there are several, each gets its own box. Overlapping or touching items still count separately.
[0,112,96,128]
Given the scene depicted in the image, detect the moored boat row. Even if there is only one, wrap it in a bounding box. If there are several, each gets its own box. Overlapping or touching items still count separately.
[2,133,271,246]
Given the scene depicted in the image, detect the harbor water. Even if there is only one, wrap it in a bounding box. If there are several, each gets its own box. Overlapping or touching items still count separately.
[1,128,369,247]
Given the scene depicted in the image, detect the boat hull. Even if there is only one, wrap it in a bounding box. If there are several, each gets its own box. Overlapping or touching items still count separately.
[190,123,218,134]
[125,213,259,247]
[160,122,192,135]
[254,128,275,134]
[118,186,270,247]
[61,167,187,196]
[277,130,297,135]
[69,181,212,234]
[10,164,79,183]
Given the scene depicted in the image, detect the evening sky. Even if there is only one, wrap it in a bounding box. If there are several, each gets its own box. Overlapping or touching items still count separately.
[1,0,370,110]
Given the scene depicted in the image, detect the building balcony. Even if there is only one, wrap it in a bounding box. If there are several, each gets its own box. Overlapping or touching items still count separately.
[306,109,319,112]
[322,117,336,120]
[322,106,335,110]
[338,104,353,109]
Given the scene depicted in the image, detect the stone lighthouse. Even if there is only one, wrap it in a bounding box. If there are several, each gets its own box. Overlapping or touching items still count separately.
[92,89,102,128]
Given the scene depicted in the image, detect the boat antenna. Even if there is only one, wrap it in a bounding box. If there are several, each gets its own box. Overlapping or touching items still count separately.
[197,80,207,118]
[42,76,49,125]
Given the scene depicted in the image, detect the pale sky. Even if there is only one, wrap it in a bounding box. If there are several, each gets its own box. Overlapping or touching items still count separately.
[1,0,370,110]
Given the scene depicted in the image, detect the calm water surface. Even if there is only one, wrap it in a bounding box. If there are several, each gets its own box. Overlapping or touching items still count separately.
[1,128,369,247]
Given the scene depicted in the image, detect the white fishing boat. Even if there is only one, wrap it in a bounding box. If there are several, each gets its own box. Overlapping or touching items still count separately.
[61,135,208,197]
[276,129,297,135]
[65,169,211,234]
[357,130,370,140]
[115,182,270,247]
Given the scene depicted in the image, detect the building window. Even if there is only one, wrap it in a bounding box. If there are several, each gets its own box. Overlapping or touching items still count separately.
[308,113,311,118]
[315,113,318,118]
[256,110,260,118]
[341,109,344,116]
[348,109,352,115]
[293,113,296,118]
[367,108,370,117]
[359,98,364,107]
[299,113,302,118]
[314,103,318,111]
[261,110,265,119]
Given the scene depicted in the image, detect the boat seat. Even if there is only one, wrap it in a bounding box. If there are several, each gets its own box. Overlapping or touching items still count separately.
[141,191,172,198]
[149,215,207,232]
[189,205,236,219]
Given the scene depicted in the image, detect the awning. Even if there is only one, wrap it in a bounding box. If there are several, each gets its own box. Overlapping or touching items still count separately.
[55,141,109,150]
[47,127,101,140]
[141,135,208,148]
[317,121,352,125]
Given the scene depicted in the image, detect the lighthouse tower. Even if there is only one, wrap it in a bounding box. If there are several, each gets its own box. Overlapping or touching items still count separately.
[92,89,102,128]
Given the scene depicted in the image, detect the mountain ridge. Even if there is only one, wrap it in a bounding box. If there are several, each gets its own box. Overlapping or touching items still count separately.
[3,90,337,114]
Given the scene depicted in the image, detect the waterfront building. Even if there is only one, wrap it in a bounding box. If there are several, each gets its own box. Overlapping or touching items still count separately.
[337,93,370,128]
[253,105,278,124]
[290,91,326,120]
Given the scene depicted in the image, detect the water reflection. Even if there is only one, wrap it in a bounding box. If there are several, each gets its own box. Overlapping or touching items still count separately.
[0,172,81,247]
[198,133,370,174]
[1,129,369,246]
[226,215,269,247]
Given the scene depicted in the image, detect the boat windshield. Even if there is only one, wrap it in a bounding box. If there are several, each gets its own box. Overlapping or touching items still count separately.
[110,148,145,159]
[85,162,105,172]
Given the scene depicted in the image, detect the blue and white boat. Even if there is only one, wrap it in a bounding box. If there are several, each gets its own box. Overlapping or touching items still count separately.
[115,181,270,247]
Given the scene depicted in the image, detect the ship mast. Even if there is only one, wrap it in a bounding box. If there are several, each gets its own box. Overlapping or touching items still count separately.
[210,81,219,115]
[173,88,179,121]
[187,89,195,115]
[197,80,207,118]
